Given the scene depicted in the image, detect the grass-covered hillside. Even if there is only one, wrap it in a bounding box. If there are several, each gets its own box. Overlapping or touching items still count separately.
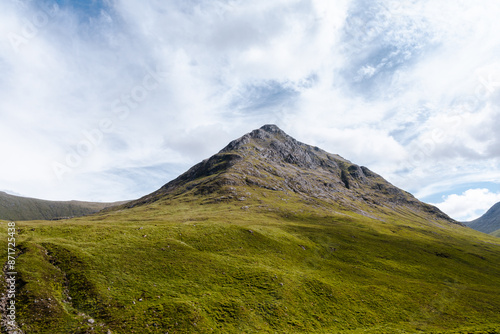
[3,125,500,333]
[0,191,126,221]
[3,188,500,333]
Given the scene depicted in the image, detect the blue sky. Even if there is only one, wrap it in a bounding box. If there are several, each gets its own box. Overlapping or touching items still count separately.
[1,0,500,221]
[51,0,108,18]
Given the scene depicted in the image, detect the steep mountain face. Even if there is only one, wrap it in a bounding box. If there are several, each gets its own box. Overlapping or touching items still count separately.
[467,201,500,234]
[127,124,454,223]
[0,191,125,221]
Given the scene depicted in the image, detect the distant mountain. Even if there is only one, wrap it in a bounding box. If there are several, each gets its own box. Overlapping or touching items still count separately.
[125,124,455,224]
[0,191,126,221]
[467,201,500,234]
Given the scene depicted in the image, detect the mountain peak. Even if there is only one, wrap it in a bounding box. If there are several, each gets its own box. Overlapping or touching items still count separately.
[125,125,456,224]
[220,124,293,154]
[260,124,284,133]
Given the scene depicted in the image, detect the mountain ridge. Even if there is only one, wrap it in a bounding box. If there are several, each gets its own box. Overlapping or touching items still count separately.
[0,191,126,221]
[467,201,500,234]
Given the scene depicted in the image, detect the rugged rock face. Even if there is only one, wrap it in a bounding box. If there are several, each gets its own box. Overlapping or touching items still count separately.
[467,202,500,234]
[126,124,455,223]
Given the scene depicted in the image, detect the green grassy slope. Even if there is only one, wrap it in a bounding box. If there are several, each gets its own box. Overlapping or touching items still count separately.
[491,229,500,237]
[0,191,126,221]
[5,187,500,334]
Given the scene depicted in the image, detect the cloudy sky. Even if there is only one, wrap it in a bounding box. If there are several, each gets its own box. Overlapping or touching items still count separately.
[1,0,500,221]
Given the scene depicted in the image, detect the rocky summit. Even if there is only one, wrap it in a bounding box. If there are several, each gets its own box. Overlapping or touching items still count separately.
[127,124,454,223]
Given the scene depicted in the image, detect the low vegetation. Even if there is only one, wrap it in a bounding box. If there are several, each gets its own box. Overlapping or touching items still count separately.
[3,187,500,333]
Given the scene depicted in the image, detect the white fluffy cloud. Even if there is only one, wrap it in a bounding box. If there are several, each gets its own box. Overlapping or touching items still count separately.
[432,189,500,222]
[1,0,500,208]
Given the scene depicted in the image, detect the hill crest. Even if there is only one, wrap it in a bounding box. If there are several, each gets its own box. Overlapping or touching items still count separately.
[0,191,125,221]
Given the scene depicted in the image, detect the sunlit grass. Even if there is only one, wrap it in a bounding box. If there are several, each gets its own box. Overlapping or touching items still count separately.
[3,187,500,333]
